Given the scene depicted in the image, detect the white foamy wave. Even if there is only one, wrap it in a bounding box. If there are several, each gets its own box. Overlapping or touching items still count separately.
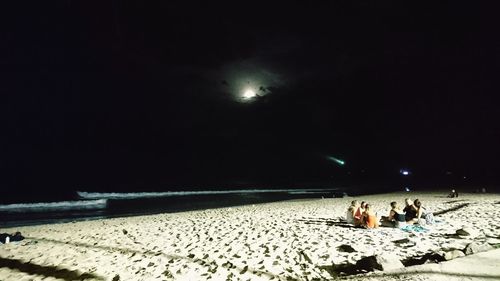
[77,188,336,200]
[288,191,329,195]
[0,199,108,213]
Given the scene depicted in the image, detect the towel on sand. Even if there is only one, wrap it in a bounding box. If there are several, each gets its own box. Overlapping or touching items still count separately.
[400,225,429,233]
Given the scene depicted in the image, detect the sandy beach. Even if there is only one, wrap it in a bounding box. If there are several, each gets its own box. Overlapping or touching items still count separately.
[1,191,500,281]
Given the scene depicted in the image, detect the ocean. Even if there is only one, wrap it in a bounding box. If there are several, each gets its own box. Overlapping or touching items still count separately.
[0,188,347,228]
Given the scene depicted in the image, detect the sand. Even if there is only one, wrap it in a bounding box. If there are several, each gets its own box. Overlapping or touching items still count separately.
[1,191,500,281]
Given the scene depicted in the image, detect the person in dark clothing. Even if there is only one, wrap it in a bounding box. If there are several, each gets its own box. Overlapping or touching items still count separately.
[381,201,407,228]
[403,198,418,224]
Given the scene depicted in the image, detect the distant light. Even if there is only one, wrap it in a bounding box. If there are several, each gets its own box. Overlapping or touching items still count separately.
[243,89,256,99]
[400,169,410,176]
[405,187,411,192]
[327,156,345,166]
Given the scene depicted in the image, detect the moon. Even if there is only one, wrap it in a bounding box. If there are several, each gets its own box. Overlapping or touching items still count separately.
[243,89,256,99]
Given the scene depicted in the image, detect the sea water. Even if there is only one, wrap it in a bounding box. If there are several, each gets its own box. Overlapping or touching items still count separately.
[0,188,345,227]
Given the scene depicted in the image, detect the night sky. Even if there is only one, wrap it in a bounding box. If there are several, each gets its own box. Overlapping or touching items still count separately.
[2,2,499,195]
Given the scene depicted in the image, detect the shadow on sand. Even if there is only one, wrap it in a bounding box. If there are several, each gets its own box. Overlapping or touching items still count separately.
[21,236,299,281]
[296,217,357,228]
[0,257,105,281]
[432,203,470,216]
[318,252,500,280]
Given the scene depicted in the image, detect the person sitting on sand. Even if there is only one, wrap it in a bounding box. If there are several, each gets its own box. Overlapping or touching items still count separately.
[390,201,406,227]
[403,198,417,224]
[346,200,357,224]
[360,201,366,212]
[362,204,379,228]
[403,199,435,225]
[413,199,435,225]
[345,200,363,226]
[381,201,406,227]
[448,189,459,198]
[353,201,365,226]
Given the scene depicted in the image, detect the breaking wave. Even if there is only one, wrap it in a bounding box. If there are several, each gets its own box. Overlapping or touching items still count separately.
[77,188,336,200]
[0,199,108,213]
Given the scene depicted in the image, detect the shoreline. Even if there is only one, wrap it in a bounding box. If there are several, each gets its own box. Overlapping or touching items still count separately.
[3,188,495,229]
[1,188,348,228]
[1,191,500,280]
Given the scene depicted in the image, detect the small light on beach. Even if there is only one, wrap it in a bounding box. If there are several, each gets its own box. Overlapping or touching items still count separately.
[400,169,410,176]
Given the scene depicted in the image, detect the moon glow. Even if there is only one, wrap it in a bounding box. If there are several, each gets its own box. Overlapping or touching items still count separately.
[243,89,256,99]
[213,60,285,102]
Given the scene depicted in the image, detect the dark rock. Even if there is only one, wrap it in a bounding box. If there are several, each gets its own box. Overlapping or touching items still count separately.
[464,242,494,255]
[392,238,410,244]
[456,227,479,237]
[425,252,446,263]
[122,229,128,235]
[392,238,417,249]
[402,252,445,266]
[337,244,356,253]
[356,254,403,271]
[112,274,120,281]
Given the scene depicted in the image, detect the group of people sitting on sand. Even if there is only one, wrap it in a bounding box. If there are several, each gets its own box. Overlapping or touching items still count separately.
[345,198,434,229]
[345,200,379,228]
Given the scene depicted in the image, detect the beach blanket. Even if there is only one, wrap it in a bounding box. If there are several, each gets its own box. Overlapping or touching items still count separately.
[400,225,429,233]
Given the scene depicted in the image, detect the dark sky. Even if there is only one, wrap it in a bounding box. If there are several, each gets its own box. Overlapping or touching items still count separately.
[2,2,499,191]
